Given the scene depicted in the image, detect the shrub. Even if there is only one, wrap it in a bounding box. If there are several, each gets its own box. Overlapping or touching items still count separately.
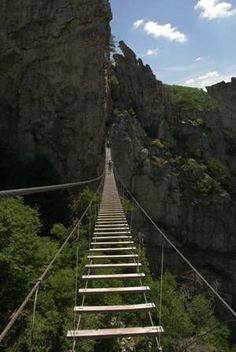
[206,159,228,186]
[111,73,119,88]
[152,138,170,151]
[178,158,222,196]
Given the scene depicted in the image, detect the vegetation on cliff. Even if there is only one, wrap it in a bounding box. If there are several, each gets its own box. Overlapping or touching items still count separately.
[167,85,216,122]
[0,193,235,351]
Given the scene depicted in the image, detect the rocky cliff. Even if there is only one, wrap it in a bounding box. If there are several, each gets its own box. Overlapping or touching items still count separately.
[111,42,236,316]
[0,0,111,188]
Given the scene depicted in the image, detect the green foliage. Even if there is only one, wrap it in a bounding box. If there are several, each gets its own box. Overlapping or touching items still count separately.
[120,196,136,214]
[70,186,99,222]
[206,158,228,186]
[127,107,136,117]
[113,108,125,118]
[192,117,207,127]
[168,84,216,123]
[113,107,136,119]
[0,188,99,352]
[151,156,166,167]
[177,158,222,196]
[0,197,59,351]
[152,138,170,151]
[111,73,120,88]
[0,195,235,352]
[50,223,68,243]
[151,138,173,162]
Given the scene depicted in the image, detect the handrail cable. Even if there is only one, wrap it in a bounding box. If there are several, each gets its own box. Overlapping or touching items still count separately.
[29,284,40,352]
[0,174,103,198]
[0,175,104,343]
[72,185,102,352]
[114,169,236,319]
[129,224,162,351]
[158,244,164,348]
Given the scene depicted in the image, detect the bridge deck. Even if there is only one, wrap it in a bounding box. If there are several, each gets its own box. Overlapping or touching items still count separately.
[67,148,163,342]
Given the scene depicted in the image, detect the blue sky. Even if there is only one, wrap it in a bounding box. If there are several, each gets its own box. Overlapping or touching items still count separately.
[110,0,236,88]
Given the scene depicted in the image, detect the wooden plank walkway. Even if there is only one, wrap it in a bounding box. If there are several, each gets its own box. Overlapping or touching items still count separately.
[67,148,163,343]
[74,303,156,314]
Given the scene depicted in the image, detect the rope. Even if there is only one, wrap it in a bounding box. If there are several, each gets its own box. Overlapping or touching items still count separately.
[72,184,102,352]
[114,169,236,319]
[29,282,40,352]
[158,244,164,348]
[74,223,80,332]
[126,204,162,351]
[0,177,104,343]
[182,319,236,350]
[0,174,103,198]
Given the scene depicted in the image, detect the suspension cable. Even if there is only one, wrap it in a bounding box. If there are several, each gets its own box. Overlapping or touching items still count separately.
[72,181,103,352]
[114,168,236,319]
[74,223,81,332]
[158,244,164,348]
[0,174,103,198]
[29,282,40,352]
[0,175,104,343]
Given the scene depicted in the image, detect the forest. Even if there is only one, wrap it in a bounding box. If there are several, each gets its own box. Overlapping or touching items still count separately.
[0,189,235,351]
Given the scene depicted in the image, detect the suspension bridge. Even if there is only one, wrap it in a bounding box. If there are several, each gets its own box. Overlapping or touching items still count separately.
[0,147,236,351]
[67,149,163,350]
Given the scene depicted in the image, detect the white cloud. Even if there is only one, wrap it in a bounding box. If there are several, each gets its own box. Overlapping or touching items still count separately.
[133,19,145,29]
[198,71,220,81]
[133,19,188,43]
[195,0,236,20]
[195,56,203,62]
[146,48,159,56]
[183,71,233,89]
[185,79,195,85]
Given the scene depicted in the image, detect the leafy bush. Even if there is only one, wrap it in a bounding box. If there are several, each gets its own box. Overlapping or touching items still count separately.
[152,138,170,151]
[151,139,173,162]
[206,158,228,186]
[151,156,166,167]
[113,108,124,118]
[120,196,136,214]
[111,73,119,88]
[177,158,222,196]
[0,195,235,352]
[168,84,215,123]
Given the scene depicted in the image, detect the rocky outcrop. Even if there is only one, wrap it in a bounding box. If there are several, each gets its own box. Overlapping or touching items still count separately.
[112,41,171,137]
[0,0,111,187]
[207,78,236,132]
[111,43,236,315]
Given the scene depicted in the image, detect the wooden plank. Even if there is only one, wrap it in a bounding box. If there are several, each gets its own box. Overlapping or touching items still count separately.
[93,231,131,235]
[97,216,126,220]
[95,227,129,231]
[96,221,127,224]
[98,214,126,219]
[82,273,145,280]
[95,224,129,228]
[101,206,122,208]
[87,254,139,259]
[99,210,124,213]
[92,236,132,240]
[74,303,156,314]
[89,247,136,252]
[98,210,125,216]
[79,286,150,295]
[85,263,141,268]
[91,241,134,245]
[67,326,164,339]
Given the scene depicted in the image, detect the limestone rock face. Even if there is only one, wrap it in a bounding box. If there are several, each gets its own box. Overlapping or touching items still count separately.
[111,43,236,310]
[207,78,236,132]
[112,41,171,136]
[0,0,111,186]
